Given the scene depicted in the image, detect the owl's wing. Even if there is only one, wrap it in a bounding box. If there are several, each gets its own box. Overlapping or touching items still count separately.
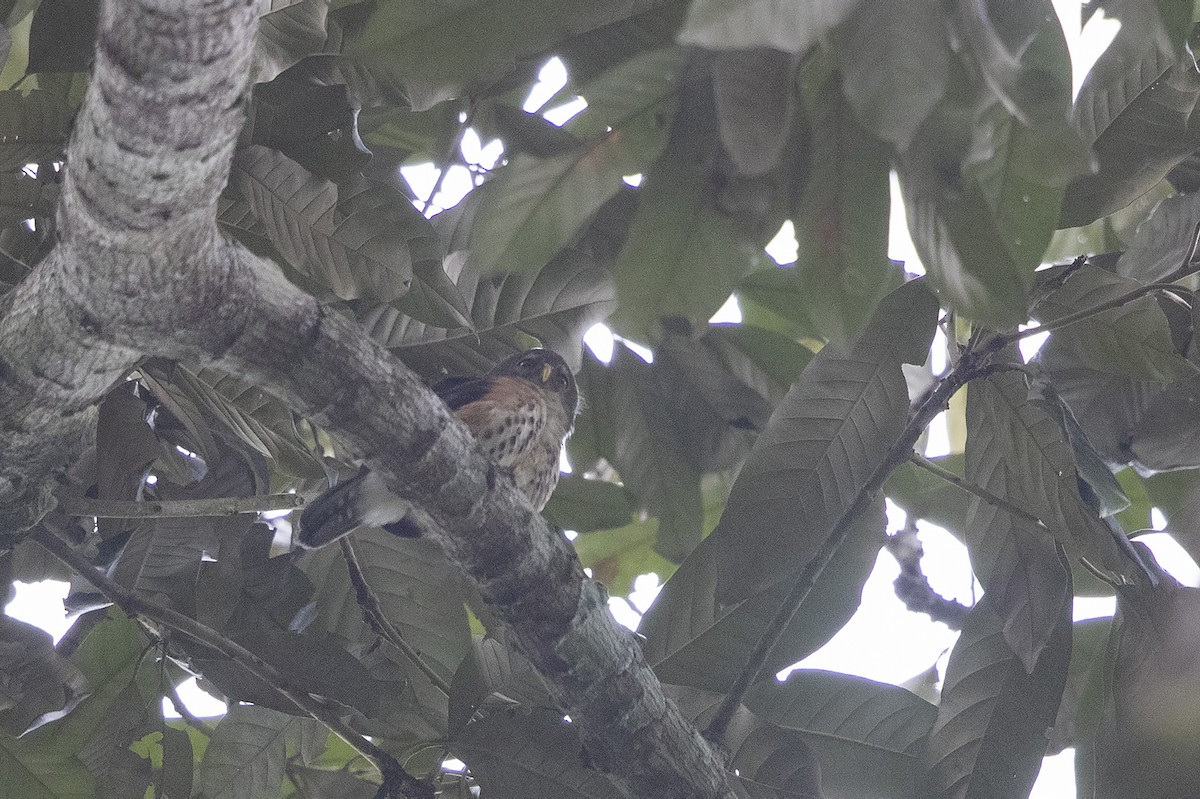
[431,374,494,411]
[297,468,414,549]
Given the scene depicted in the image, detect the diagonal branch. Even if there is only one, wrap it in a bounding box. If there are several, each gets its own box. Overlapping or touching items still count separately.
[58,494,303,519]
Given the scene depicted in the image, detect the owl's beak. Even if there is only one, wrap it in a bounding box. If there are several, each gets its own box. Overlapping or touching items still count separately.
[541,363,553,383]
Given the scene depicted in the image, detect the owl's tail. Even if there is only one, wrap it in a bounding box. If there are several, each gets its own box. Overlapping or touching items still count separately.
[298,468,415,549]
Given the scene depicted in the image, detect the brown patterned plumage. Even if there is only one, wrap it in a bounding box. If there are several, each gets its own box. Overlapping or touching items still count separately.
[298,349,578,549]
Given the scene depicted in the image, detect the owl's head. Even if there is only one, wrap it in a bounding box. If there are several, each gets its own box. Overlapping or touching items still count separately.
[494,348,579,420]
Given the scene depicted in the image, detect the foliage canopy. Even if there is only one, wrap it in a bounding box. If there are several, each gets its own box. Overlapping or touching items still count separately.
[5,0,1200,797]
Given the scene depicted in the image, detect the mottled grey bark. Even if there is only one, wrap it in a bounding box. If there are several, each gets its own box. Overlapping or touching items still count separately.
[0,1,735,796]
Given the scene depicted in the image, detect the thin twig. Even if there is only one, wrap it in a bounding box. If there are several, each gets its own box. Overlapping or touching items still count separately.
[31,527,432,799]
[908,452,1047,530]
[338,537,452,697]
[166,678,216,734]
[704,351,981,743]
[985,282,1193,349]
[420,103,475,214]
[58,493,303,518]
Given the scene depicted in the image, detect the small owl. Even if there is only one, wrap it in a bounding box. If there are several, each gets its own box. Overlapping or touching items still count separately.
[298,349,578,549]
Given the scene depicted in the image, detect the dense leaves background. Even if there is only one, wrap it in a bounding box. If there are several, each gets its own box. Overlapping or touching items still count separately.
[5,0,1200,796]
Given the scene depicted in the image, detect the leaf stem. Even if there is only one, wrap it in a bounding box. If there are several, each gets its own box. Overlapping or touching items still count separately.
[908,452,1047,530]
[339,537,452,697]
[31,527,432,799]
[985,282,1192,349]
[704,353,979,743]
[58,493,303,518]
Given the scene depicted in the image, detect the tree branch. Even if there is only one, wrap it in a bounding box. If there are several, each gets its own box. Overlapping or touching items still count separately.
[58,494,303,518]
[31,526,431,799]
[338,536,452,697]
[908,451,1047,530]
[884,521,970,630]
[0,1,736,795]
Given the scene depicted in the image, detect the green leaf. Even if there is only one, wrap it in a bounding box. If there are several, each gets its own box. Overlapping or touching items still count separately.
[0,171,57,225]
[924,592,1072,799]
[832,0,949,149]
[0,616,87,736]
[232,146,420,304]
[711,279,938,602]
[1048,617,1112,754]
[744,670,936,799]
[1061,26,1200,227]
[570,513,678,597]
[969,371,1134,578]
[610,135,766,342]
[1034,265,1195,382]
[885,454,972,541]
[711,48,798,175]
[1116,191,1200,283]
[965,377,1072,670]
[792,72,897,345]
[452,710,623,798]
[251,0,330,84]
[680,0,864,53]
[199,705,315,799]
[543,475,635,533]
[27,0,97,73]
[346,0,656,111]
[1130,374,1200,470]
[300,529,472,681]
[666,685,823,796]
[448,635,555,736]
[0,89,71,169]
[701,322,814,404]
[469,47,685,276]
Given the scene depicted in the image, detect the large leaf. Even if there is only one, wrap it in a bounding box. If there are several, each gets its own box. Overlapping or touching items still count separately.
[744,671,937,799]
[711,48,798,176]
[885,454,972,541]
[964,378,1072,671]
[1061,24,1200,227]
[791,72,896,345]
[251,0,330,84]
[232,146,424,304]
[0,616,87,737]
[452,710,624,798]
[468,47,686,276]
[359,246,616,379]
[0,89,71,169]
[924,592,1072,799]
[199,705,323,799]
[1033,265,1195,382]
[680,0,864,53]
[0,171,58,225]
[346,0,662,111]
[299,528,472,682]
[543,475,635,534]
[710,279,938,602]
[831,0,949,150]
[610,110,766,341]
[968,371,1134,578]
[1116,191,1200,283]
[1129,373,1200,470]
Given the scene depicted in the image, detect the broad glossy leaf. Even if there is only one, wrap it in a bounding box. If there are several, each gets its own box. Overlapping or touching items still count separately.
[347,1,658,111]
[924,593,1071,799]
[610,125,766,341]
[640,498,883,693]
[710,278,938,602]
[968,372,1132,578]
[792,73,896,345]
[0,90,71,169]
[667,686,823,797]
[469,47,685,276]
[26,0,96,73]
[1116,191,1200,283]
[832,0,949,149]
[448,635,555,736]
[359,248,616,380]
[0,616,86,736]
[1034,266,1194,382]
[200,705,319,799]
[233,146,420,304]
[965,377,1072,670]
[1061,27,1200,227]
[1048,617,1112,754]
[1095,579,1200,798]
[570,514,678,598]
[712,48,797,175]
[543,475,634,533]
[452,710,623,798]
[744,671,936,799]
[680,0,864,53]
[701,323,813,404]
[300,528,472,681]
[1130,374,1200,470]
[251,0,329,84]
